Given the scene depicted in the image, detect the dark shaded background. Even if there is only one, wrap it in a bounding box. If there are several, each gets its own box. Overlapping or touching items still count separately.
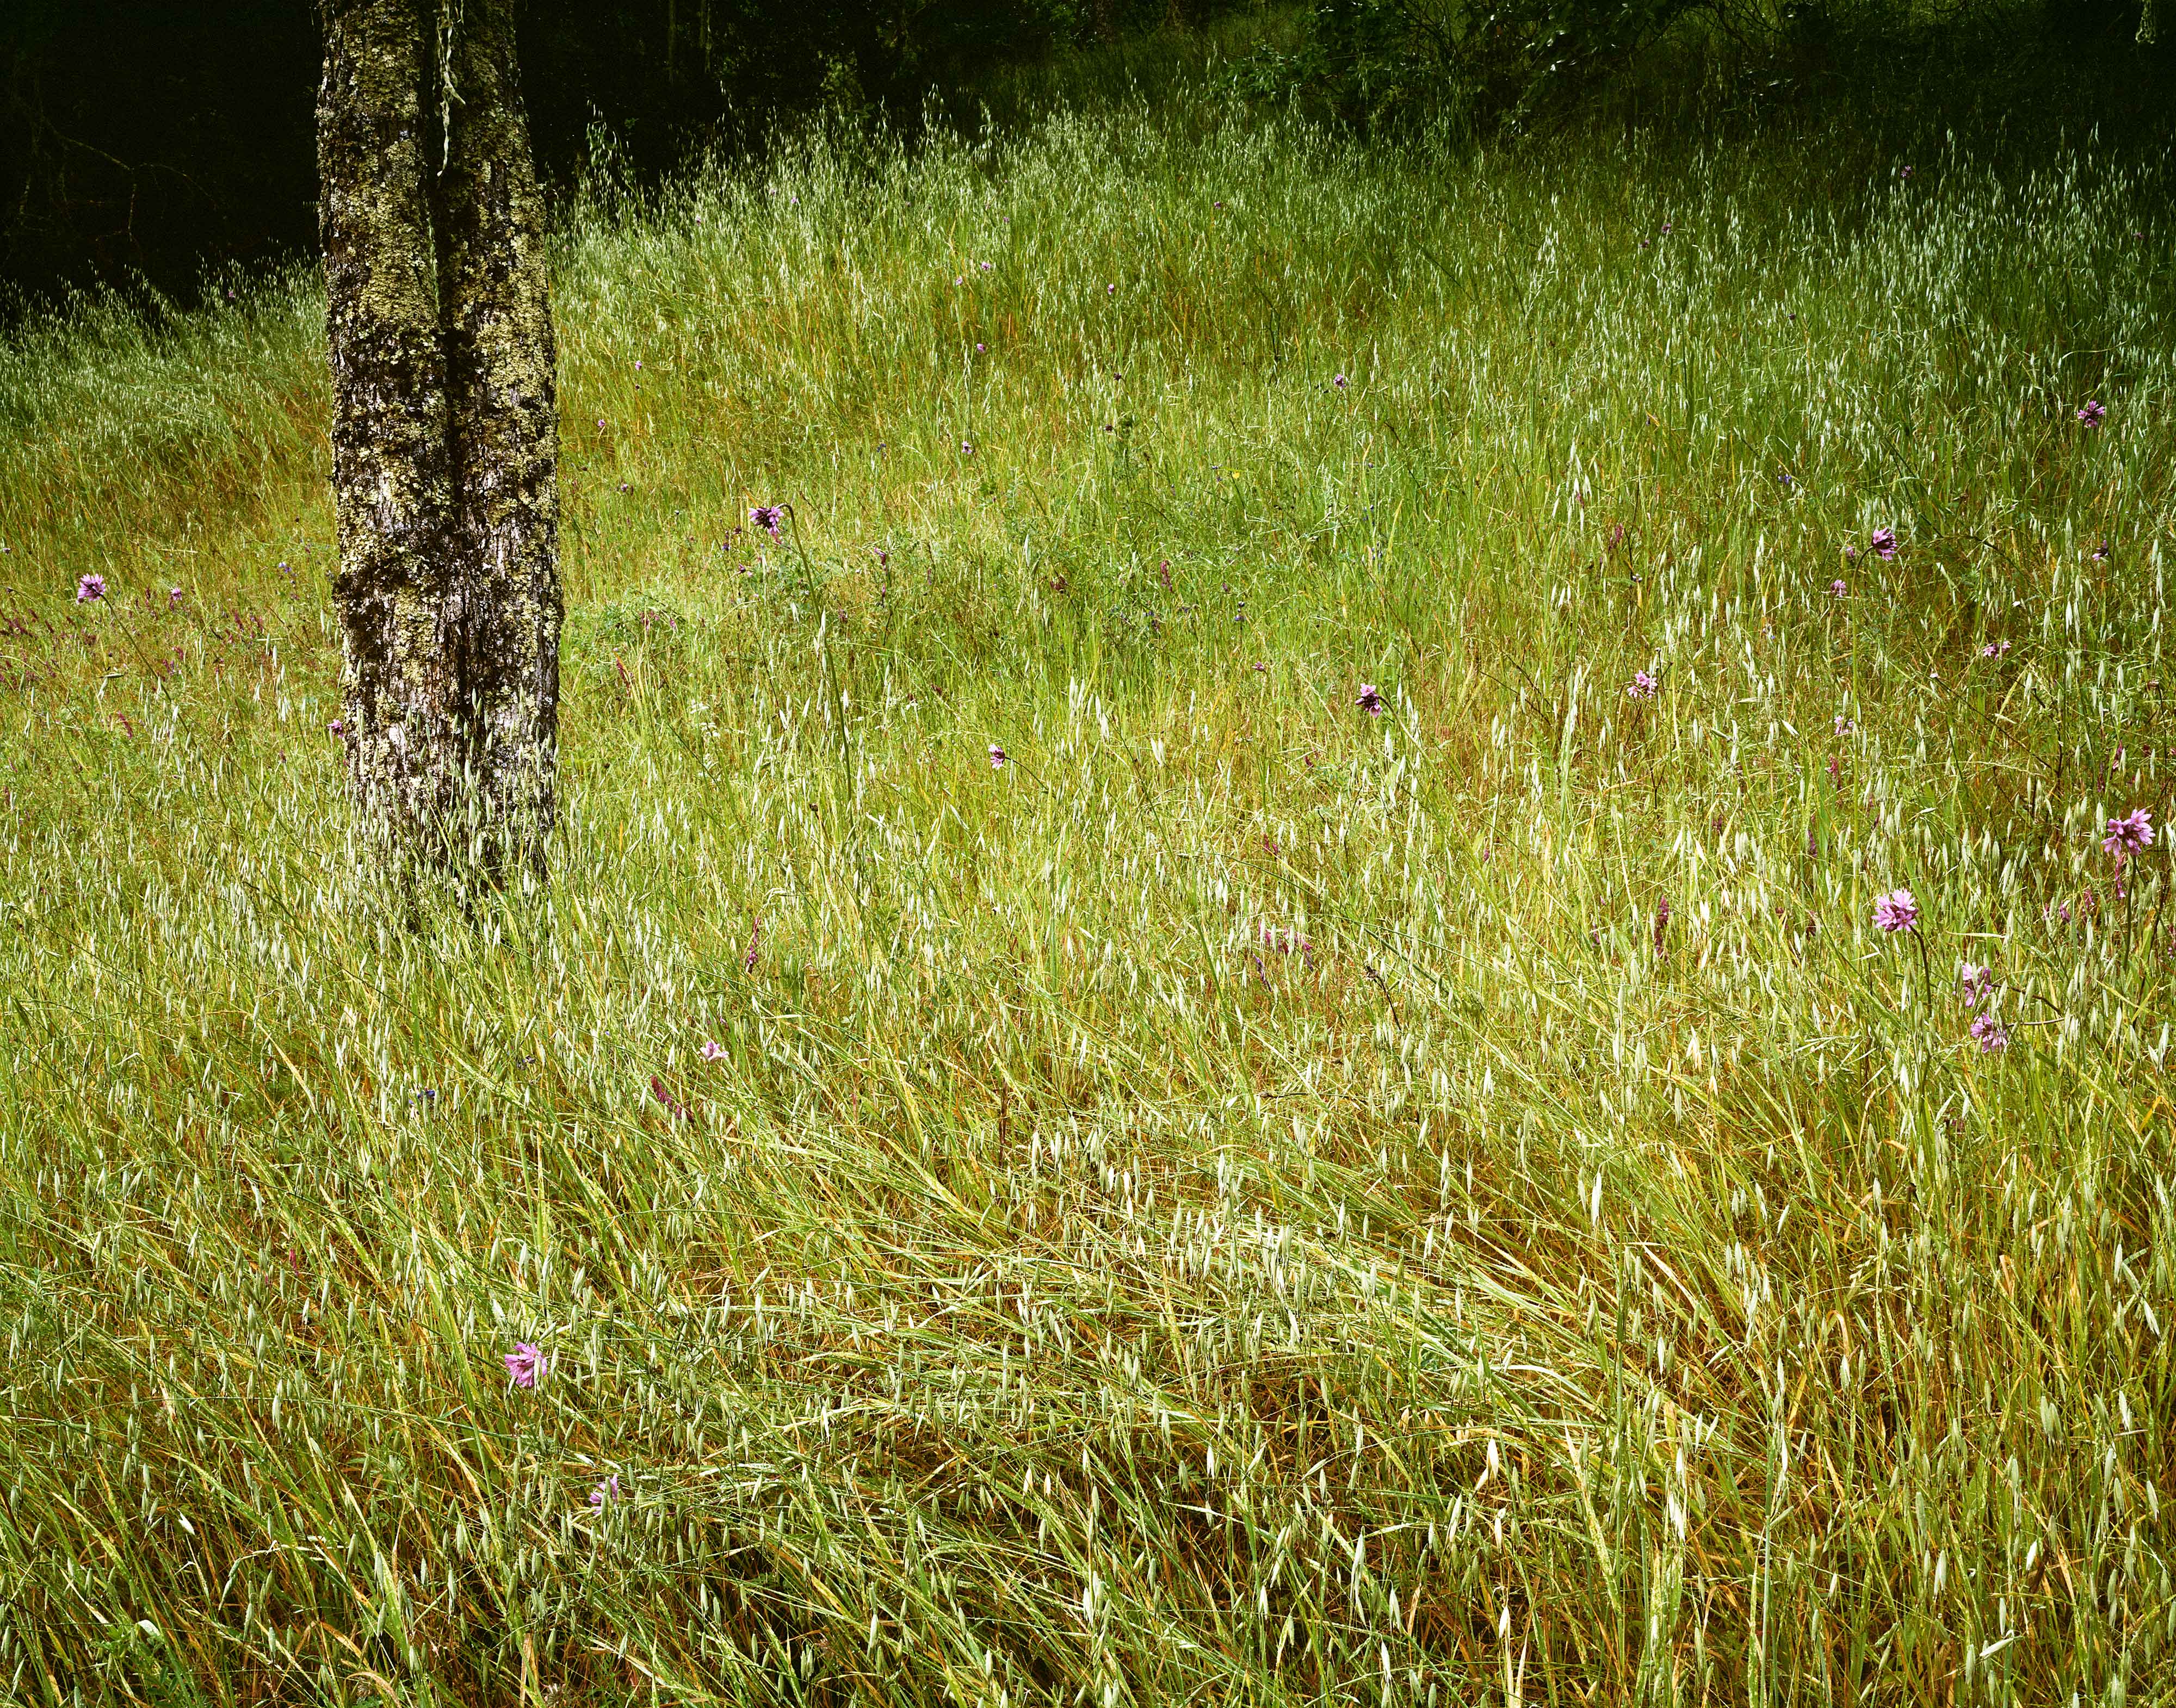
[1,0,2165,315]
[0,0,1140,312]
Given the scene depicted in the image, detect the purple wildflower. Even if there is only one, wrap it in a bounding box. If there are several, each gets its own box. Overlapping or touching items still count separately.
[2091,540,2111,561]
[76,573,106,603]
[1981,640,2011,658]
[988,743,1007,769]
[1653,895,1671,951]
[1355,683,1384,716]
[1958,961,1992,1000]
[700,1041,726,1062]
[1969,1013,2009,1053]
[589,1475,621,1508]
[2103,807,2154,860]
[750,505,784,537]
[975,342,986,352]
[1899,165,1914,180]
[1333,374,1349,389]
[1873,888,1919,933]
[1829,579,1847,597]
[1869,528,1899,561]
[1627,670,1658,700]
[504,1343,546,1389]
[745,918,763,974]
[329,720,344,736]
[1834,713,1854,736]
[2077,400,2106,428]
[169,586,183,605]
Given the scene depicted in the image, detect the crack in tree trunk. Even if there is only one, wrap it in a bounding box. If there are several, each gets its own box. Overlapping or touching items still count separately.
[319,0,558,894]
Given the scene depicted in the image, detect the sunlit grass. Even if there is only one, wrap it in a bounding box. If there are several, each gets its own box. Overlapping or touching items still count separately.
[1,88,2172,1705]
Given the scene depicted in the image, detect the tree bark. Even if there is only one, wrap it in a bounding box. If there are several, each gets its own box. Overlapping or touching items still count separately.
[434,0,560,883]
[319,0,465,867]
[318,0,559,890]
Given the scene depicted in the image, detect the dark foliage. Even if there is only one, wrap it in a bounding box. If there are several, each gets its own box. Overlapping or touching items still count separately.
[1235,0,2168,136]
[0,0,1204,310]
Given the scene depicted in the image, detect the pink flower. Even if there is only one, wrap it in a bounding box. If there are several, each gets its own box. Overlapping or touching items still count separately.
[1958,961,1992,1000]
[750,505,784,537]
[745,918,763,974]
[1969,1013,2009,1052]
[700,1041,726,1062]
[169,586,183,606]
[1981,640,2011,658]
[504,1343,546,1388]
[2076,400,2105,428]
[988,744,1007,768]
[1834,713,1854,735]
[76,573,106,603]
[1829,579,1847,597]
[1333,374,1349,388]
[1872,888,1918,933]
[2103,807,2154,859]
[1355,683,1384,715]
[1869,528,1898,561]
[1627,671,1658,700]
[588,1474,621,1508]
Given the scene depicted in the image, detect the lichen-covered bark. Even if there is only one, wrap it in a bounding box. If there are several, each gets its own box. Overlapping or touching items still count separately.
[318,0,560,891]
[318,0,466,869]
[435,0,561,884]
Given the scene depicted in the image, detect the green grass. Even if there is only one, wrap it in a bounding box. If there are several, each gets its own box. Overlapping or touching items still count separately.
[1,84,2173,1705]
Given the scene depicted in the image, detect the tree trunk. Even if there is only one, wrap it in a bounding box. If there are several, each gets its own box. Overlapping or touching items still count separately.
[434,0,560,883]
[318,0,559,890]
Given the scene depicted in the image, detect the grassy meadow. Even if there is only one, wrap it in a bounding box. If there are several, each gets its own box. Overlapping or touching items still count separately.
[1,82,2173,1705]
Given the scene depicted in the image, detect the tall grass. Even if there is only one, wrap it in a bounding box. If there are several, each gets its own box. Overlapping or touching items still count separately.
[1,86,2172,1705]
